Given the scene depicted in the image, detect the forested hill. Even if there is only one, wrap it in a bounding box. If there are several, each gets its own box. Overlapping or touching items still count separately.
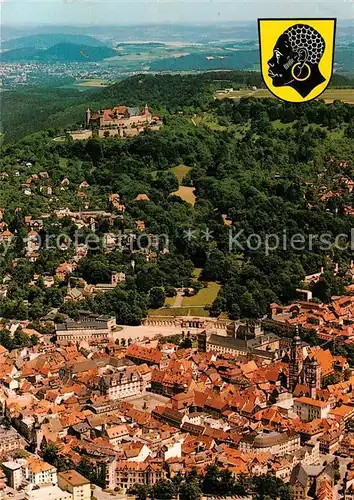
[98,73,222,109]
[1,71,354,144]
[0,43,116,63]
[99,72,354,108]
[0,33,105,50]
[1,72,261,143]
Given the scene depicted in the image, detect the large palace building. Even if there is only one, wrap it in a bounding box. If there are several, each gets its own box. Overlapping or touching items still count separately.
[55,315,116,343]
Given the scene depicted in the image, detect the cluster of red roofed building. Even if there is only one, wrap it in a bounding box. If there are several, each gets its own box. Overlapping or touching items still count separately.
[0,316,353,498]
[271,292,354,345]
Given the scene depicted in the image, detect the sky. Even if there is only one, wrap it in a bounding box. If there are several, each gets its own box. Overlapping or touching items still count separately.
[1,0,353,26]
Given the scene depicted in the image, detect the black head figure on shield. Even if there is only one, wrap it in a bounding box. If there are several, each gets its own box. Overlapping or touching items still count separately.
[268,24,326,98]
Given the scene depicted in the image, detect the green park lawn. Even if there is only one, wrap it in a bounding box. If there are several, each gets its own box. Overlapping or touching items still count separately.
[181,281,221,307]
[164,296,176,306]
[148,306,210,317]
[75,79,110,87]
[149,279,221,317]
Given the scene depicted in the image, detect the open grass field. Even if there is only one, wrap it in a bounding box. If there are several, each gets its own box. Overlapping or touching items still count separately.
[216,89,270,100]
[272,120,345,139]
[170,165,191,184]
[148,307,209,317]
[75,79,110,87]
[171,186,196,205]
[272,120,295,130]
[216,88,354,103]
[181,282,221,307]
[193,113,226,130]
[322,89,354,104]
[194,112,252,138]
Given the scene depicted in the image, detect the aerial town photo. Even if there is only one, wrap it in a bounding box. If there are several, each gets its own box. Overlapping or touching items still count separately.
[0,1,354,499]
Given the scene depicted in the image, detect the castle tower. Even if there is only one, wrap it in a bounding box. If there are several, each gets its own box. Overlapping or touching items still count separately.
[304,357,322,399]
[86,108,91,127]
[288,330,304,392]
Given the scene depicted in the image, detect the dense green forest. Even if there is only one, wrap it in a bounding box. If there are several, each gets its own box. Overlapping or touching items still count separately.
[1,71,354,144]
[1,72,354,325]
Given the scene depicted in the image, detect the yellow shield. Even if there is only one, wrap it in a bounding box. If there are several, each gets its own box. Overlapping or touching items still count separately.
[258,19,336,102]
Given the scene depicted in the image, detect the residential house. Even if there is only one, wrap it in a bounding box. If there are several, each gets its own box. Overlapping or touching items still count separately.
[0,427,26,454]
[25,485,72,500]
[2,461,23,490]
[101,368,144,400]
[294,397,331,421]
[58,470,91,500]
[24,457,58,486]
[105,424,130,447]
[127,345,169,369]
[115,460,166,490]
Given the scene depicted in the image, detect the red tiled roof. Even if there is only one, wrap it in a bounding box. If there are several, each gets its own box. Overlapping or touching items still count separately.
[127,344,163,364]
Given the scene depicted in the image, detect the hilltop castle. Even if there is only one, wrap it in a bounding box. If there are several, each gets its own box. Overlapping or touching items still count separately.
[68,104,162,140]
[86,104,162,138]
[87,103,151,127]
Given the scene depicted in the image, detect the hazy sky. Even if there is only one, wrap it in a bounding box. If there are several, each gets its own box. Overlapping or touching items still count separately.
[1,0,353,26]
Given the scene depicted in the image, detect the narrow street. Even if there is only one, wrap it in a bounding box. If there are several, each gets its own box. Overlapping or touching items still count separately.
[93,486,133,500]
[3,488,25,500]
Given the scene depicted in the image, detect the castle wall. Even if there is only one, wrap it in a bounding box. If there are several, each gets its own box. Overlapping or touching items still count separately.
[98,128,124,138]
[70,130,93,140]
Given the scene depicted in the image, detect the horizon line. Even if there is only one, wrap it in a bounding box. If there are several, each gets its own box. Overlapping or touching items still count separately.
[3,19,353,28]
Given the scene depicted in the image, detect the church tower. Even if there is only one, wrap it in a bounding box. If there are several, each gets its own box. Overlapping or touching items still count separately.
[288,329,304,392]
[143,103,152,122]
[304,357,322,399]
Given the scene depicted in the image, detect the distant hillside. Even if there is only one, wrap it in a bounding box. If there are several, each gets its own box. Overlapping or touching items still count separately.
[0,47,40,62]
[151,47,354,74]
[0,43,116,63]
[151,51,260,72]
[1,33,105,50]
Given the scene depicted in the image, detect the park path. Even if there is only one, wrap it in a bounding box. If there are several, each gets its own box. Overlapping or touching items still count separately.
[172,291,184,307]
